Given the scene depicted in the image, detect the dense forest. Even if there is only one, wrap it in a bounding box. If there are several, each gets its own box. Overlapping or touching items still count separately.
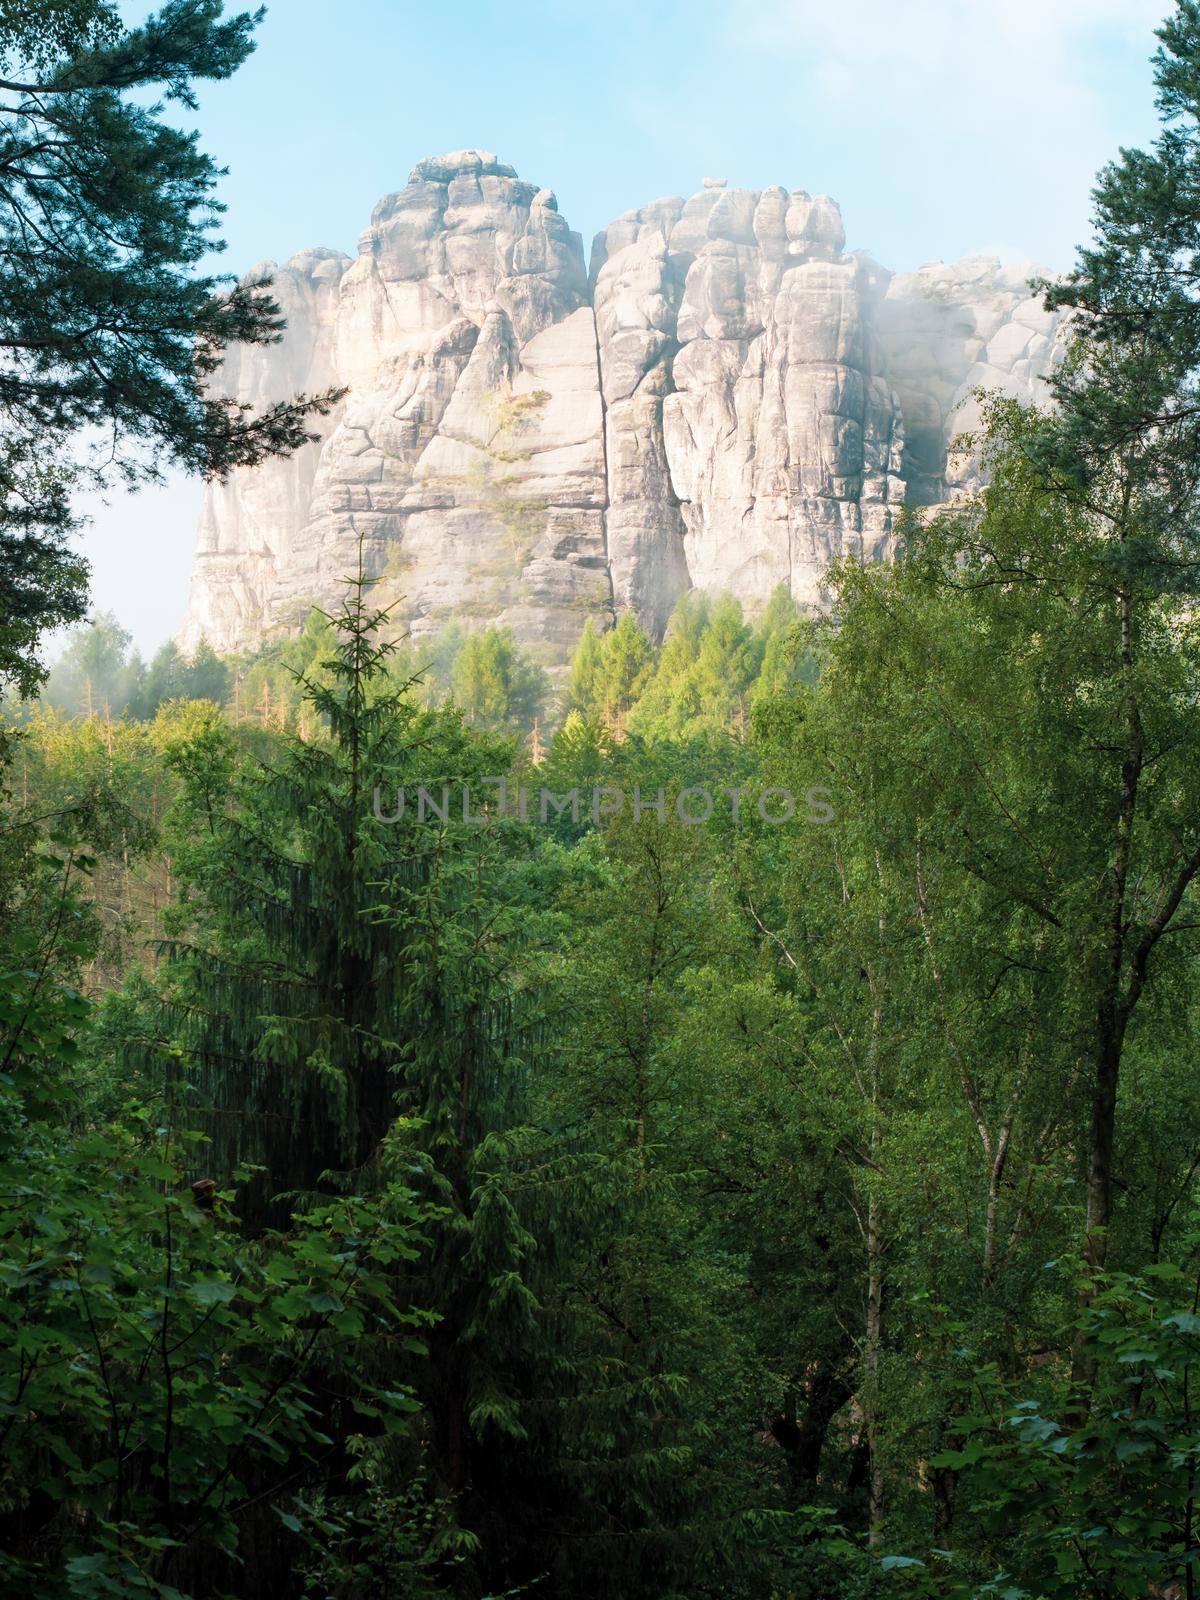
[6,3,1200,1598]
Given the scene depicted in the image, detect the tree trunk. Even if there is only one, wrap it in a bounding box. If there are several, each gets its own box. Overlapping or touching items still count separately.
[866,1188,885,1546]
[770,1365,851,1490]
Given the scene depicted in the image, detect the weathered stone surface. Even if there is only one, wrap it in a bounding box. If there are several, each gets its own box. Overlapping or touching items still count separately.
[591,186,904,619]
[878,255,1060,503]
[181,151,604,662]
[179,154,1063,659]
[181,247,349,649]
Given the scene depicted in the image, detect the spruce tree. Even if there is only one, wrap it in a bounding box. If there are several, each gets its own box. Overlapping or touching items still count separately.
[157,565,468,1220]
[146,563,580,1591]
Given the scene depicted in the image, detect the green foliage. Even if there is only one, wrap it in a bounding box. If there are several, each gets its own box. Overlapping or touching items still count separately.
[561,588,813,745]
[11,405,1200,1592]
[627,591,713,737]
[1041,1,1200,545]
[0,1102,430,1598]
[133,642,188,717]
[0,448,89,700]
[44,612,141,717]
[0,1,120,73]
[0,0,340,692]
[183,640,231,707]
[628,592,782,739]
[567,611,652,730]
[751,585,814,707]
[40,618,234,720]
[0,770,435,1597]
[10,422,1200,1591]
[930,1258,1200,1598]
[449,625,546,735]
[565,615,604,718]
[149,568,510,1225]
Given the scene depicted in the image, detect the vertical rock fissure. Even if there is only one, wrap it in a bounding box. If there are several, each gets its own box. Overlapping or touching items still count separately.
[588,301,618,628]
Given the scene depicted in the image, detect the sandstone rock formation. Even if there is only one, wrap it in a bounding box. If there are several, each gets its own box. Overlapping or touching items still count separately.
[878,255,1060,505]
[179,152,1061,659]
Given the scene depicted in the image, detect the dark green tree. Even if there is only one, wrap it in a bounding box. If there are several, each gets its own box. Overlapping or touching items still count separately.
[1042,1,1200,518]
[0,0,341,694]
[1027,2,1200,1330]
[0,782,435,1598]
[157,579,466,1221]
[0,1,119,72]
[132,640,187,718]
[182,637,230,705]
[144,567,579,1591]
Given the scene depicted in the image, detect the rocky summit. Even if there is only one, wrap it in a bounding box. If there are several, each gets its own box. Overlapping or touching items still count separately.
[179,149,1060,660]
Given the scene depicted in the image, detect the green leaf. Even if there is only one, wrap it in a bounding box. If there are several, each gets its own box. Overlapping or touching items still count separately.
[188,1279,236,1306]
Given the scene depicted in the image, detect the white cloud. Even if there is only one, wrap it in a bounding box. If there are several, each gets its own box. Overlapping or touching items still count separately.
[745,0,1163,97]
[710,0,1168,268]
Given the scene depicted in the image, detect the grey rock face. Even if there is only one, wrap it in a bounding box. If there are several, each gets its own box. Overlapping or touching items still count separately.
[879,255,1059,503]
[183,246,349,649]
[179,154,1062,658]
[591,184,903,622]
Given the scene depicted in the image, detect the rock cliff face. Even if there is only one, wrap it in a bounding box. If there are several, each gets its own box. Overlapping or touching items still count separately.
[179,151,1061,658]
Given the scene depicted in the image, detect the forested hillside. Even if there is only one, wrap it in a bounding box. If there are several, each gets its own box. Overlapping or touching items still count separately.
[7,4,1200,1599]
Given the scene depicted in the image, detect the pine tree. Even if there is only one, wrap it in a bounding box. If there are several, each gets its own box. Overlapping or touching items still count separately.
[0,2,342,692]
[419,621,466,700]
[1041,2,1200,519]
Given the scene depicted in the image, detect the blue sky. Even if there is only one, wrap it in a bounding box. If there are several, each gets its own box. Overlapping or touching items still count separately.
[80,0,1168,657]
